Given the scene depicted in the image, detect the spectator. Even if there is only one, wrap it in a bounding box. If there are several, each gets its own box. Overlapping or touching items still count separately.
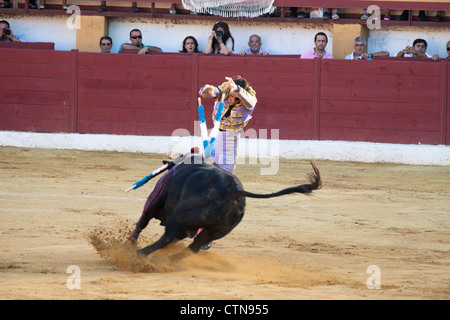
[98,1,138,13]
[396,10,426,21]
[99,35,113,53]
[432,40,450,60]
[328,8,340,20]
[312,8,339,19]
[131,1,137,12]
[204,21,234,55]
[238,34,270,56]
[361,8,391,20]
[120,29,162,54]
[180,36,200,53]
[290,7,307,18]
[396,38,432,58]
[291,7,339,19]
[0,20,24,42]
[1,0,51,9]
[433,11,443,22]
[345,36,389,60]
[300,32,333,59]
[198,75,257,174]
[447,40,450,58]
[62,0,67,9]
[170,3,177,14]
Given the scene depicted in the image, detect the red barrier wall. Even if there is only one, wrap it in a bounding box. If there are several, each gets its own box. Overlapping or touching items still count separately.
[320,59,446,144]
[77,52,194,136]
[0,48,448,145]
[0,49,72,133]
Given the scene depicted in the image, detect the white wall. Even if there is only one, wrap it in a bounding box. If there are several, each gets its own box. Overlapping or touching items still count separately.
[1,13,76,51]
[369,25,449,58]
[108,18,333,55]
[1,131,449,166]
[1,13,449,57]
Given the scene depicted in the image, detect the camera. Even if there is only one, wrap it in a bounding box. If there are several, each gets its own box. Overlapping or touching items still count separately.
[215,30,223,38]
[3,28,11,36]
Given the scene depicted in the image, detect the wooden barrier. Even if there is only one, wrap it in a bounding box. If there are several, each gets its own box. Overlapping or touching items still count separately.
[0,49,71,133]
[0,42,55,50]
[0,49,448,145]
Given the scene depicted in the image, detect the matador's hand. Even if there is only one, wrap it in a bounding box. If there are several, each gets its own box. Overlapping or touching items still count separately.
[225,77,238,92]
[199,85,216,98]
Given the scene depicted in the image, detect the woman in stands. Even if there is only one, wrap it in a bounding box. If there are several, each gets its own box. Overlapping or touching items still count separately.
[204,21,235,55]
[180,36,200,53]
[0,20,23,42]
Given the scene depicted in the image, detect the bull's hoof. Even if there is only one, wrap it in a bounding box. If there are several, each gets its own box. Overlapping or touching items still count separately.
[200,242,212,250]
[135,248,148,257]
[123,238,137,248]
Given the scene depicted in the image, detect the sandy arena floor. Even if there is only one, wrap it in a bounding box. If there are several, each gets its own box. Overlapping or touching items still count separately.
[0,146,449,300]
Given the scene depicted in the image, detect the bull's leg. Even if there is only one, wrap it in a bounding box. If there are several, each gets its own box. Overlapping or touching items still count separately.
[136,229,177,256]
[194,229,211,250]
[188,229,215,253]
[127,204,151,244]
[125,204,151,245]
[168,229,219,261]
[125,172,172,245]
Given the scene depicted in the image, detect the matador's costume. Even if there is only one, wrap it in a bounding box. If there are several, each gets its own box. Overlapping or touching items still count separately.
[200,79,257,173]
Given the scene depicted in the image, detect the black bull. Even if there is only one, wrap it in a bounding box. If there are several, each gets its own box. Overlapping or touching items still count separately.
[128,155,321,259]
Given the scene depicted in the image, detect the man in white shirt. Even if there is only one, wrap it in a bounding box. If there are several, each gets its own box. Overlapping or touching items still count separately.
[345,36,389,60]
[238,34,270,56]
[396,38,432,58]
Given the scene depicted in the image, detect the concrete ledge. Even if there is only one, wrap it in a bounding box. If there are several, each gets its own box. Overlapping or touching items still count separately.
[0,131,449,166]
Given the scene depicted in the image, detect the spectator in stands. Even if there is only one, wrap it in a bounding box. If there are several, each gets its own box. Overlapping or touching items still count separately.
[180,36,200,53]
[289,7,305,18]
[300,32,333,59]
[447,40,450,58]
[0,20,24,42]
[433,11,443,22]
[396,10,426,21]
[99,36,113,53]
[0,0,45,9]
[431,40,450,60]
[120,29,162,54]
[170,3,177,14]
[326,8,340,19]
[361,8,391,20]
[396,38,432,58]
[345,36,390,60]
[98,1,138,13]
[204,21,235,55]
[238,34,270,56]
[290,7,339,19]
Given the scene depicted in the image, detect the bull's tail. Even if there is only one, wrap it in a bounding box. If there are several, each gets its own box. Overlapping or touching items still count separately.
[236,161,321,199]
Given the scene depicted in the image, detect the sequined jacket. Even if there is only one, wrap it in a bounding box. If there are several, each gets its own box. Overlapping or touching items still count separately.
[210,81,257,132]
